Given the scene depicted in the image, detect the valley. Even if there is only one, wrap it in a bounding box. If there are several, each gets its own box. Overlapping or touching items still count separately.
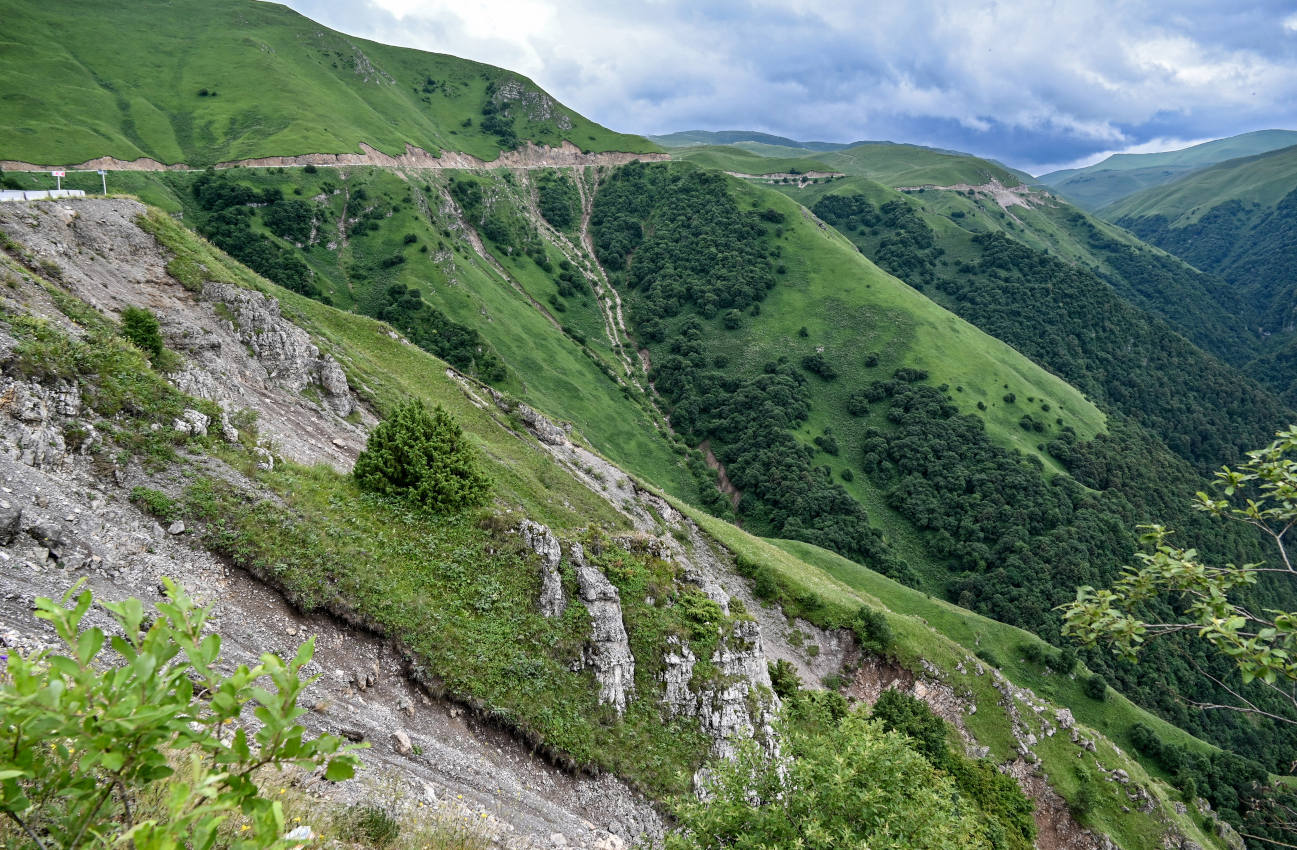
[0,2,1294,849]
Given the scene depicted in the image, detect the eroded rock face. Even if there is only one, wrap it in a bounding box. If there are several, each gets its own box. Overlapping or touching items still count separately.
[0,199,368,471]
[202,282,353,418]
[571,542,634,714]
[518,520,565,617]
[695,619,780,759]
[0,378,96,469]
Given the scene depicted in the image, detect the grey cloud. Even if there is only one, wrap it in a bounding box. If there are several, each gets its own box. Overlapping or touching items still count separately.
[276,0,1297,173]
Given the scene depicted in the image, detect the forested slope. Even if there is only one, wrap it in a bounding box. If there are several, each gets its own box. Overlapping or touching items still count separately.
[1106,145,1297,402]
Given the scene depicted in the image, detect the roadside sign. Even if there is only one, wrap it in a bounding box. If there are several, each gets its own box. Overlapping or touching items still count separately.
[96,170,106,176]
[51,170,65,177]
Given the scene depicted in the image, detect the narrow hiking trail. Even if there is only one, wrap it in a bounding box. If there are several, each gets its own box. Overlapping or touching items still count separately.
[505,168,639,387]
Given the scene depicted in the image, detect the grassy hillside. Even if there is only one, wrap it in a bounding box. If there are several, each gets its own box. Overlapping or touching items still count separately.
[1105,145,1297,403]
[647,129,849,150]
[670,145,838,175]
[1102,143,1297,224]
[817,143,1029,187]
[0,0,657,166]
[101,166,705,507]
[1040,130,1297,211]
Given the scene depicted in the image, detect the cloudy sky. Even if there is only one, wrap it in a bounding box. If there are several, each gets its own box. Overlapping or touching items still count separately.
[281,0,1297,174]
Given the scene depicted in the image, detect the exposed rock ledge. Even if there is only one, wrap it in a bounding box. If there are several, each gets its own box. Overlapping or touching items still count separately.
[0,141,669,174]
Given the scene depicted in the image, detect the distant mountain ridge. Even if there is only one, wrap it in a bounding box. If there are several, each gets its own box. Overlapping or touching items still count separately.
[1104,144,1297,403]
[1038,129,1297,211]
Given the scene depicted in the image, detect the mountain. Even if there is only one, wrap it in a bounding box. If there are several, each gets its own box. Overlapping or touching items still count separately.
[92,140,1295,837]
[2,2,1295,847]
[0,193,1237,850]
[1038,129,1297,211]
[648,129,856,151]
[1104,144,1297,403]
[0,0,657,167]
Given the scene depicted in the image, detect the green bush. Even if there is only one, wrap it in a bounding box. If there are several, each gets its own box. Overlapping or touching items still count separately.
[667,712,988,850]
[1083,674,1108,701]
[852,605,893,654]
[353,400,491,513]
[121,306,163,360]
[0,581,360,849]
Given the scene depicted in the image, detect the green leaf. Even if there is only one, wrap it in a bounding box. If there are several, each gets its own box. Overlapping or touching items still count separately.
[324,757,356,782]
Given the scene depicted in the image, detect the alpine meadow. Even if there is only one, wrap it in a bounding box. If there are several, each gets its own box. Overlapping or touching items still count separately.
[0,2,1294,849]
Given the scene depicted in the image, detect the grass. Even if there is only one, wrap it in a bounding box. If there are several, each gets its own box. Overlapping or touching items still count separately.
[138,195,692,525]
[0,0,657,166]
[686,171,1104,472]
[670,145,838,175]
[1100,143,1297,224]
[166,459,720,796]
[817,143,1027,187]
[665,496,1223,850]
[1040,130,1297,211]
[6,198,1225,849]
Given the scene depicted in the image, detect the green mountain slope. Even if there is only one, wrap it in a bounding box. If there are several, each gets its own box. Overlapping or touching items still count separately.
[0,0,657,166]
[648,129,850,150]
[1105,145,1297,402]
[817,143,1030,186]
[668,144,839,175]
[1039,130,1297,211]
[3,195,1250,850]
[754,160,1253,370]
[110,156,1296,797]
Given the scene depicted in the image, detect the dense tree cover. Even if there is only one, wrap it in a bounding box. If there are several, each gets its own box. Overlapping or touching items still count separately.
[1120,190,1297,402]
[354,400,491,512]
[1128,722,1292,844]
[859,379,1132,634]
[590,165,913,581]
[369,283,507,383]
[654,320,911,581]
[536,170,580,230]
[814,194,1291,474]
[1052,209,1250,364]
[191,171,325,301]
[591,164,777,327]
[858,379,1297,783]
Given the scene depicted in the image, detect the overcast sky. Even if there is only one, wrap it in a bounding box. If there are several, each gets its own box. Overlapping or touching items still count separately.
[280,0,1297,174]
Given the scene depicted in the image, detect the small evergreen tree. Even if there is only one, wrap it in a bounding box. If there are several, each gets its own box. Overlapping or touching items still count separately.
[353,401,491,513]
[120,306,164,360]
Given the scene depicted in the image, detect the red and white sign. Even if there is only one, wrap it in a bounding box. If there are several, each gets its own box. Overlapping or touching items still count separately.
[50,170,65,177]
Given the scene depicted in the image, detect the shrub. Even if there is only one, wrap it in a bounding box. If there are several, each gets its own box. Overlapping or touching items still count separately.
[338,804,400,847]
[768,659,801,698]
[669,712,985,849]
[871,689,947,763]
[1083,674,1108,701]
[354,401,491,513]
[0,581,360,848]
[852,605,893,653]
[120,306,163,360]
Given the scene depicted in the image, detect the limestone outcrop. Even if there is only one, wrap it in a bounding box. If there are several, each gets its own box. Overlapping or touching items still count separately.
[571,542,635,714]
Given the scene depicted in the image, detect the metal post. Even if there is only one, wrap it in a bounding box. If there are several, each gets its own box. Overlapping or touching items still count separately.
[99,169,107,194]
